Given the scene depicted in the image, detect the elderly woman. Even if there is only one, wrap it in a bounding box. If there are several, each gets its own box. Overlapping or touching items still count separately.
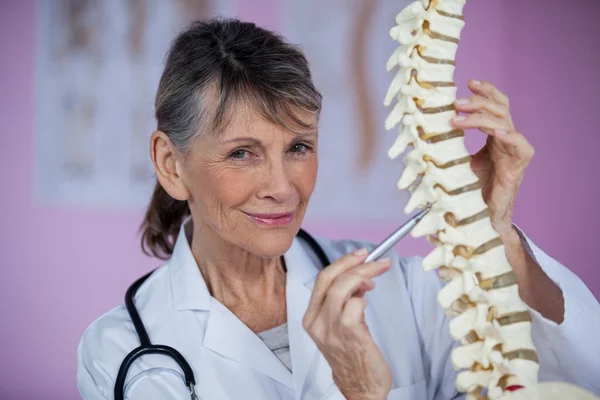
[77,19,600,400]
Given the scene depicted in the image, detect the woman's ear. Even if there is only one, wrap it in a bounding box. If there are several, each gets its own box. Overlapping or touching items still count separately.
[150,131,189,201]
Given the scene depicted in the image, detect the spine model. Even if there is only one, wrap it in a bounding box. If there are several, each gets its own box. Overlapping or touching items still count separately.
[384,1,540,398]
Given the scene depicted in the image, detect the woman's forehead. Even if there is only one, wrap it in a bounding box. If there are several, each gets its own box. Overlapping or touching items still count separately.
[213,99,318,140]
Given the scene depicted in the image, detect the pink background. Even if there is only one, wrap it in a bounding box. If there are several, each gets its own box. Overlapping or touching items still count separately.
[1,0,599,399]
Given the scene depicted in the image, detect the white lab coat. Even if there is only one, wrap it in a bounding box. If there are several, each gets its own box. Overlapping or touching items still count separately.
[77,221,600,399]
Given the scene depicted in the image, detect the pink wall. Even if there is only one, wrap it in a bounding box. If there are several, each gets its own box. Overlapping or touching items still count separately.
[1,0,599,398]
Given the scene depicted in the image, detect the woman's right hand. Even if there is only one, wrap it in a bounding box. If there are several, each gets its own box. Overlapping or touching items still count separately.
[302,248,393,400]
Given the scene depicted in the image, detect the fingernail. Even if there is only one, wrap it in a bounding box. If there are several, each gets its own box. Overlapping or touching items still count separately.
[472,79,482,86]
[377,257,392,266]
[353,248,368,256]
[456,98,469,105]
[453,115,467,122]
[495,129,507,135]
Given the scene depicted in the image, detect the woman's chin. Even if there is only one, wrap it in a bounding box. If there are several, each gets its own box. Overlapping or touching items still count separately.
[247,229,297,258]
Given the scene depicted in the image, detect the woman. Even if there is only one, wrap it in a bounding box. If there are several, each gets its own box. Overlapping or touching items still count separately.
[77,19,600,399]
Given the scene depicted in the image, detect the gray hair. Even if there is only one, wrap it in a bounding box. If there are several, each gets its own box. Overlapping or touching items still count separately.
[141,18,322,259]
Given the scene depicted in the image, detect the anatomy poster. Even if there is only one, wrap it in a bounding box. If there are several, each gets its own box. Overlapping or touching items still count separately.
[34,0,234,208]
[280,0,414,221]
[34,0,413,221]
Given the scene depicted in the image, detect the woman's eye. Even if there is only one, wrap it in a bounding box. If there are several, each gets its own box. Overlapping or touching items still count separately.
[290,143,310,153]
[230,149,250,159]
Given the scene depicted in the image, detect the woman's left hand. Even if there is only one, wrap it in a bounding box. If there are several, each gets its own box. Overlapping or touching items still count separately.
[451,79,535,238]
[451,80,565,323]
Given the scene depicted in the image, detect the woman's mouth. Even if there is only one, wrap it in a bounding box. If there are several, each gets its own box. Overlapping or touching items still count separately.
[244,212,295,227]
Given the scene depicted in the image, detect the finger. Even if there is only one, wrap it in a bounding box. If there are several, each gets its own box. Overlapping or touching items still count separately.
[303,248,369,327]
[451,113,510,135]
[493,130,535,162]
[339,296,368,330]
[353,279,376,298]
[454,95,509,119]
[321,260,391,323]
[469,79,510,107]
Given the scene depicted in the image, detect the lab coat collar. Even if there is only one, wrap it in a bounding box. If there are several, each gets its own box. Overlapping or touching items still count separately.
[169,218,212,311]
[285,235,337,397]
[169,219,322,312]
[285,233,323,285]
[201,236,321,391]
[167,219,294,387]
[168,219,332,394]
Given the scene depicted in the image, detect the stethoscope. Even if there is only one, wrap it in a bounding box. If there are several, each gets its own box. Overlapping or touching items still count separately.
[114,228,331,400]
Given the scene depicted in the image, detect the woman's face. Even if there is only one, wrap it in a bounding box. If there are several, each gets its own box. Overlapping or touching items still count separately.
[181,105,318,258]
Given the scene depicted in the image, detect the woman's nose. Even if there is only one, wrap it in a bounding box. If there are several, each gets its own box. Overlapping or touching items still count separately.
[258,161,296,203]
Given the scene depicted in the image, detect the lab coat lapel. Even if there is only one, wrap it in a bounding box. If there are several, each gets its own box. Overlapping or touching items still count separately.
[170,221,334,395]
[202,299,294,389]
[169,219,293,389]
[285,238,337,399]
